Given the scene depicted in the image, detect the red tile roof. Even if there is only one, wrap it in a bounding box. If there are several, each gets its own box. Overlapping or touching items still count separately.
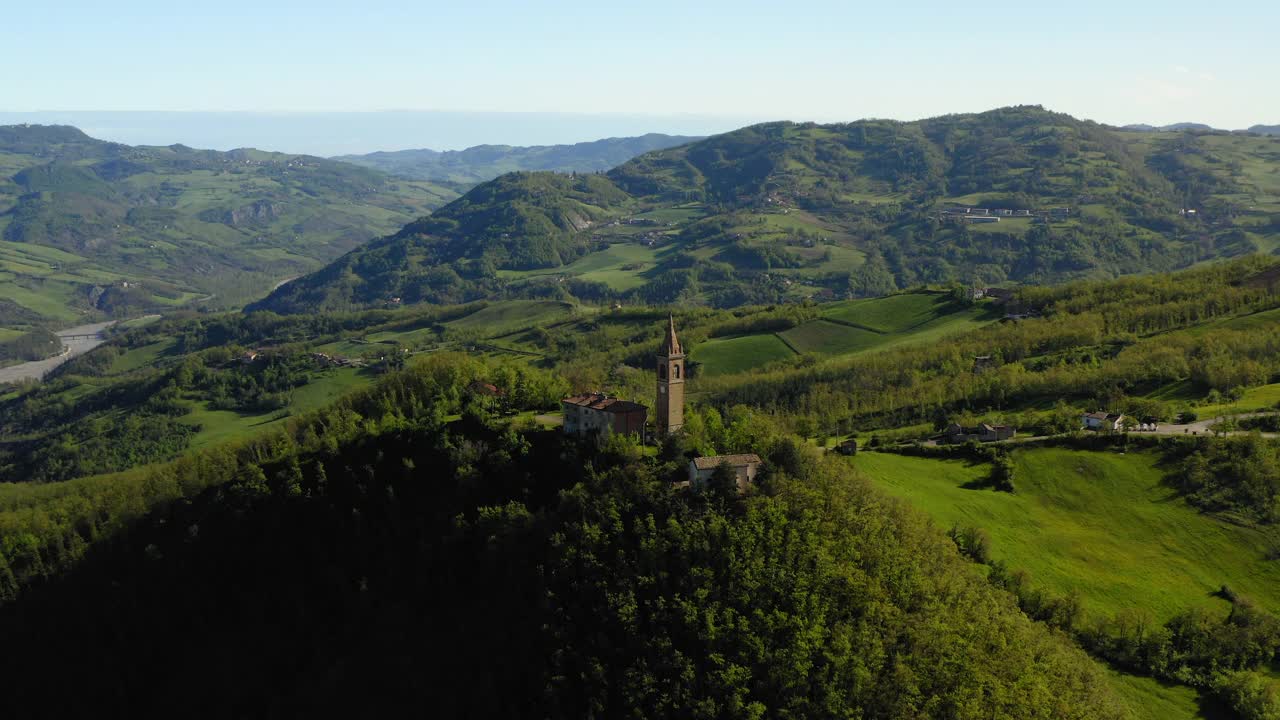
[562,393,648,413]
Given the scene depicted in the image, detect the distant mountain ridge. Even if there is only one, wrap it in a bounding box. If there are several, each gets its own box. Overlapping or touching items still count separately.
[0,124,457,329]
[1122,122,1217,132]
[1123,122,1280,136]
[333,134,701,185]
[255,106,1280,315]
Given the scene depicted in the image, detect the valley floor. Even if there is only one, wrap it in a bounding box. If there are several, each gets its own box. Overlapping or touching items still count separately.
[0,320,121,384]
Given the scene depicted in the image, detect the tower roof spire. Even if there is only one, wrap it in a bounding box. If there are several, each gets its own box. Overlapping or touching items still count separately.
[661,314,683,356]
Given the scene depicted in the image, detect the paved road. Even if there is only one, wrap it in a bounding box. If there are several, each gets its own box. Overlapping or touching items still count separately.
[1148,412,1279,438]
[907,412,1280,449]
[0,321,119,384]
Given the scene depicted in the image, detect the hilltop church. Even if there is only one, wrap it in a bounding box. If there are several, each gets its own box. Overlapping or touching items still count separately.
[561,315,685,438]
[654,314,685,435]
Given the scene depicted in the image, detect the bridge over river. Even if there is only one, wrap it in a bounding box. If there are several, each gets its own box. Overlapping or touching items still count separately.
[0,318,156,384]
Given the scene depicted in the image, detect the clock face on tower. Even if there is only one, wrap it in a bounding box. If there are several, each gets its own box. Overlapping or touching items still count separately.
[659,386,666,394]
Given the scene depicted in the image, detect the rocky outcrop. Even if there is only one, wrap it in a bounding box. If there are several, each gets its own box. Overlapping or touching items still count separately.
[199,200,285,226]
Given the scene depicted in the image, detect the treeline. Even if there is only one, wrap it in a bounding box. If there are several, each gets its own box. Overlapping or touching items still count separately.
[0,339,564,484]
[699,258,1280,435]
[0,366,198,482]
[0,355,1127,717]
[0,346,307,482]
[99,302,486,360]
[1018,255,1280,335]
[1174,434,1280,524]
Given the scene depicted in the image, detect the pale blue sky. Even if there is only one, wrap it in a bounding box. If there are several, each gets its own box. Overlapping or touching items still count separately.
[6,0,1278,136]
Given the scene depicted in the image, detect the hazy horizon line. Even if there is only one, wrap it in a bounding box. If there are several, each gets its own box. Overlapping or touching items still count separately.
[2,108,1273,157]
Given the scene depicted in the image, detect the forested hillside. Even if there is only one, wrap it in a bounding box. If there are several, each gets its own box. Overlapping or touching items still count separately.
[0,125,457,330]
[10,255,1280,716]
[256,106,1280,314]
[334,133,700,184]
[0,355,1126,718]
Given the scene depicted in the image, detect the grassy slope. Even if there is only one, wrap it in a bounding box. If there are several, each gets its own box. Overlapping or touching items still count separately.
[850,446,1277,718]
[1106,668,1231,720]
[446,300,580,336]
[498,243,668,291]
[693,334,795,376]
[823,293,955,332]
[694,292,998,375]
[850,448,1280,620]
[185,367,372,448]
[780,320,884,355]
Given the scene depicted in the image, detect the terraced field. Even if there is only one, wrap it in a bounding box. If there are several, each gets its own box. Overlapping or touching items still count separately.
[693,292,999,375]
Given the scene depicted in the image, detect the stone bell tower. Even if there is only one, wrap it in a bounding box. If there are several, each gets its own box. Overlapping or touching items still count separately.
[655,314,685,435]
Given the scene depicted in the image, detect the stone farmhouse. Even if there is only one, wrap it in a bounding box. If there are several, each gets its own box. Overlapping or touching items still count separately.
[685,454,763,492]
[942,422,1015,444]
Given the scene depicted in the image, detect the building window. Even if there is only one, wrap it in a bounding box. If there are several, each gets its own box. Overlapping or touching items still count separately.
[673,363,681,379]
[659,364,667,379]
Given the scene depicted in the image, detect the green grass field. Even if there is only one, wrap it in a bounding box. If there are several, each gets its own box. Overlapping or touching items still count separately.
[287,367,371,413]
[693,334,796,376]
[873,305,996,351]
[1107,668,1229,720]
[850,448,1280,620]
[968,216,1035,235]
[107,338,178,375]
[822,292,957,332]
[185,403,285,448]
[184,367,372,447]
[498,244,666,291]
[779,319,885,355]
[688,292,996,373]
[446,301,580,337]
[1196,383,1280,417]
[364,325,442,347]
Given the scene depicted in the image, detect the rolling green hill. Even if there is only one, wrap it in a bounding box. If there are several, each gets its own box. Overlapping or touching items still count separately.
[853,448,1260,719]
[0,124,459,330]
[853,448,1280,621]
[691,291,1000,375]
[255,106,1280,315]
[333,133,700,184]
[12,237,1280,717]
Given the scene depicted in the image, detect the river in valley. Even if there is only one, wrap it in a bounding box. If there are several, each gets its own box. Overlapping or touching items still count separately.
[0,320,121,384]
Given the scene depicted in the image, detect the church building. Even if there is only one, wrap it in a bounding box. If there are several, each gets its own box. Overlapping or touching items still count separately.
[655,314,685,435]
[560,316,686,439]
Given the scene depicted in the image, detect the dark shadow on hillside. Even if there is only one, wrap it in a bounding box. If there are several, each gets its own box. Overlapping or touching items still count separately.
[0,426,583,717]
[1195,691,1236,720]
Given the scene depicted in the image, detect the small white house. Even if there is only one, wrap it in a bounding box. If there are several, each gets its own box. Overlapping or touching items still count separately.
[687,454,763,493]
[1083,411,1124,431]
